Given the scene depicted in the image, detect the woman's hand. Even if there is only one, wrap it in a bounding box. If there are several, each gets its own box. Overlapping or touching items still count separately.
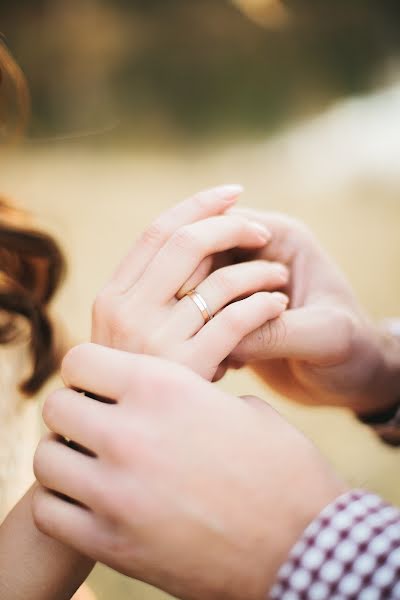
[92,187,289,381]
[33,344,345,600]
[226,209,400,415]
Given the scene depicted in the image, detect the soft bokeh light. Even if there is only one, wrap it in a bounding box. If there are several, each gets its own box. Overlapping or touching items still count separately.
[2,2,400,598]
[232,0,289,28]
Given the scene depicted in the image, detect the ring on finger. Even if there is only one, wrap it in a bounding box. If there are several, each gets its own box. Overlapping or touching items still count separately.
[185,290,213,324]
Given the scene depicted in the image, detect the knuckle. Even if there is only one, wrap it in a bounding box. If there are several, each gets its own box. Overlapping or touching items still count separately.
[100,478,131,519]
[107,305,130,336]
[170,226,200,252]
[92,286,115,322]
[208,269,235,296]
[105,303,140,348]
[190,190,210,209]
[93,291,133,334]
[159,369,184,396]
[141,218,167,247]
[141,365,170,395]
[148,370,168,394]
[143,361,184,402]
[85,475,112,512]
[141,334,164,357]
[321,307,355,363]
[222,304,246,336]
[100,421,134,462]
[120,355,186,407]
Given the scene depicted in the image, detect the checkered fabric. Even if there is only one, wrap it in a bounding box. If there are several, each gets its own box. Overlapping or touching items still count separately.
[270,490,400,599]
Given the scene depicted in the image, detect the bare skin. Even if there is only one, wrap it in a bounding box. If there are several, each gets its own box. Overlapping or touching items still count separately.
[11,192,396,600]
[0,186,287,599]
[0,486,94,600]
[92,186,289,380]
[33,344,346,600]
[226,208,400,416]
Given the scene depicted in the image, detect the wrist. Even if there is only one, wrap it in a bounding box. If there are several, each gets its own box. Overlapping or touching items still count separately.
[354,323,400,417]
[261,449,348,597]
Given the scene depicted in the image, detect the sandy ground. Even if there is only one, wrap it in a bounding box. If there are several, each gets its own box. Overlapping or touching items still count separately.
[2,139,400,599]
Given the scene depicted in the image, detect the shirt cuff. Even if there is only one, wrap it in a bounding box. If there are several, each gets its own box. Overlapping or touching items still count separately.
[269,489,400,599]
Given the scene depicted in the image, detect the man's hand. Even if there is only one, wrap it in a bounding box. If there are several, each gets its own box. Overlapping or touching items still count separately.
[228,208,400,416]
[33,343,344,600]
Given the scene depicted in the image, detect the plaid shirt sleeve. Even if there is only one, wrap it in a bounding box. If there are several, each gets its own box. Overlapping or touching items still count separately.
[269,490,400,599]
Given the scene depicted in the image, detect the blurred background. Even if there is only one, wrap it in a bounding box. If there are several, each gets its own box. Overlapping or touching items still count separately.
[1,1,400,598]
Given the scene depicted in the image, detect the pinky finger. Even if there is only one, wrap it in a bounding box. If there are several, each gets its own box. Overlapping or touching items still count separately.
[191,292,289,375]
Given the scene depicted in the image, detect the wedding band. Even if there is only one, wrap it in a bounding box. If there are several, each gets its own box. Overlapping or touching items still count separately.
[186,290,213,324]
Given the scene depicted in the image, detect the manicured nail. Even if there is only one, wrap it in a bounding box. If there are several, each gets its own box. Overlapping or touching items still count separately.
[272,292,290,306]
[250,222,271,242]
[216,184,244,202]
[273,264,289,280]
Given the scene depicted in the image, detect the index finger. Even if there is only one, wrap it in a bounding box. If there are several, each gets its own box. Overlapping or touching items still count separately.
[226,207,311,264]
[112,184,243,290]
[61,343,175,404]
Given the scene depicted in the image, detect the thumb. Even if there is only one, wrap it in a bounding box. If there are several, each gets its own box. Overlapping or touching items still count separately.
[231,306,352,366]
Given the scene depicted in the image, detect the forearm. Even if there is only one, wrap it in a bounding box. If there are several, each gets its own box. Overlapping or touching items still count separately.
[0,485,94,600]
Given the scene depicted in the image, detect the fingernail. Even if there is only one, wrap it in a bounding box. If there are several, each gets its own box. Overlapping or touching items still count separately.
[273,264,289,280]
[272,292,289,306]
[250,222,271,242]
[216,184,244,202]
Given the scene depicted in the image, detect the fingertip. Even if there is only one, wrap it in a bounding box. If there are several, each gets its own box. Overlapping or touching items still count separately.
[246,291,288,324]
[250,222,271,243]
[271,291,290,307]
[61,343,97,386]
[216,183,244,198]
[271,262,289,280]
[198,184,244,207]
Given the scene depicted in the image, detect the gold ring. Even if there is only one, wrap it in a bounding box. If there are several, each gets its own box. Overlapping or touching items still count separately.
[186,290,213,324]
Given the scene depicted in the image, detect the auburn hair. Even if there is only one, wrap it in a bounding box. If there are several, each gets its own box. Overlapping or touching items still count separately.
[0,43,65,395]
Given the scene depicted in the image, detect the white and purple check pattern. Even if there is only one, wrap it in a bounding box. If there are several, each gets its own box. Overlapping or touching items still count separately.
[270,490,400,599]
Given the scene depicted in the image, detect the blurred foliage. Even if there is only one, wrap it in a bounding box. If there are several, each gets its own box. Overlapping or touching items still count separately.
[1,0,400,143]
